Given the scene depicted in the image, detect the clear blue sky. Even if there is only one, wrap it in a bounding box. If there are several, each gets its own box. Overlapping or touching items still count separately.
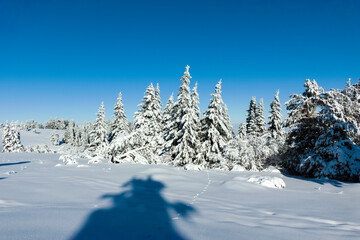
[0,0,359,125]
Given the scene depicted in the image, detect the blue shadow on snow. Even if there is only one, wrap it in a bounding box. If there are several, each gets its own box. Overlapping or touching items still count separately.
[0,161,31,167]
[71,176,195,240]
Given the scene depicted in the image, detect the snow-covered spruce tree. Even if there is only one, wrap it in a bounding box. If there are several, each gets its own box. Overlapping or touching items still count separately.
[162,93,174,137]
[191,82,204,165]
[109,92,130,143]
[163,65,200,166]
[133,83,161,146]
[88,102,108,155]
[284,79,360,182]
[342,78,360,145]
[51,131,60,146]
[153,83,164,151]
[154,83,163,130]
[255,98,266,135]
[238,123,247,139]
[81,121,92,147]
[108,84,161,164]
[200,79,233,168]
[2,122,23,152]
[64,120,75,145]
[246,97,257,135]
[268,90,284,138]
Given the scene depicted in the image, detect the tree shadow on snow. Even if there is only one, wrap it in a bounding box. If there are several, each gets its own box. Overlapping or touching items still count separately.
[0,177,7,180]
[0,161,31,167]
[71,176,195,240]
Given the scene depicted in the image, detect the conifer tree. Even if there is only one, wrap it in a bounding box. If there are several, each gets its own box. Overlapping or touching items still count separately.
[162,93,174,136]
[109,92,130,143]
[164,65,200,166]
[238,123,247,139]
[2,122,23,152]
[201,80,233,167]
[154,83,163,137]
[246,97,257,135]
[64,120,75,145]
[134,83,157,146]
[88,102,108,154]
[255,98,266,135]
[268,90,284,138]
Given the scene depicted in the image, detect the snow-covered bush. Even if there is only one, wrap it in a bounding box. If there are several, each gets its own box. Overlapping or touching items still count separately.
[59,155,78,165]
[25,145,53,153]
[223,134,283,171]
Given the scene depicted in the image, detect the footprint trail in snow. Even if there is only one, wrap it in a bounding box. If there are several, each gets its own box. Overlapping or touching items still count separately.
[172,170,211,220]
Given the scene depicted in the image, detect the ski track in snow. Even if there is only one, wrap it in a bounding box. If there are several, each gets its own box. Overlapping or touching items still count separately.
[173,169,212,220]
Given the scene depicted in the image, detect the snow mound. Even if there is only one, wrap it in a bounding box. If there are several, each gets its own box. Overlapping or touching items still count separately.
[88,157,103,165]
[231,165,246,172]
[184,164,205,171]
[59,155,78,165]
[247,175,286,189]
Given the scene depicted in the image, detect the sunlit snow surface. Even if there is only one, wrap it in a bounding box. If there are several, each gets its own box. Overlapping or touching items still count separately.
[0,130,359,240]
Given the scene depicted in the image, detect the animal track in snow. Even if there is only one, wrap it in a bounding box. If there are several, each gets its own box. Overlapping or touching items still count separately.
[173,170,211,221]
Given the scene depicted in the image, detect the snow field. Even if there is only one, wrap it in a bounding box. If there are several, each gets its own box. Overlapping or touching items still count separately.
[1,151,359,240]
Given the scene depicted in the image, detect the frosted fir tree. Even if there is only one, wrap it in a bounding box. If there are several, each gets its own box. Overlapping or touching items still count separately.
[162,93,174,136]
[2,122,23,152]
[246,97,257,135]
[133,83,163,153]
[154,83,163,131]
[190,82,204,165]
[50,131,60,146]
[255,98,266,135]
[201,79,233,167]
[88,102,108,155]
[238,123,247,139]
[164,65,200,166]
[1,122,11,152]
[222,104,233,137]
[268,90,284,138]
[81,121,92,147]
[109,92,130,143]
[64,120,75,145]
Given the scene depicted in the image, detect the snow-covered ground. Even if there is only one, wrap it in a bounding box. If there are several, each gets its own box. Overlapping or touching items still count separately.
[0,130,359,239]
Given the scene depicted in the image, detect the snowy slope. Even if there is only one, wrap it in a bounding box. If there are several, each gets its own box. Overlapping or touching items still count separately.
[0,131,359,240]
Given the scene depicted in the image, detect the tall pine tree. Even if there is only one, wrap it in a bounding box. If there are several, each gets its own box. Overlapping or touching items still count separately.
[201,79,233,167]
[268,90,284,138]
[164,65,200,166]
[88,102,108,155]
[255,98,266,135]
[246,97,257,135]
[109,92,130,143]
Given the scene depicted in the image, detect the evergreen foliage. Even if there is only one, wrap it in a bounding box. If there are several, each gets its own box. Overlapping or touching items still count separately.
[201,80,233,167]
[2,122,23,152]
[255,98,266,135]
[246,97,257,135]
[109,92,130,143]
[268,90,284,138]
[88,102,108,155]
[163,66,200,166]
